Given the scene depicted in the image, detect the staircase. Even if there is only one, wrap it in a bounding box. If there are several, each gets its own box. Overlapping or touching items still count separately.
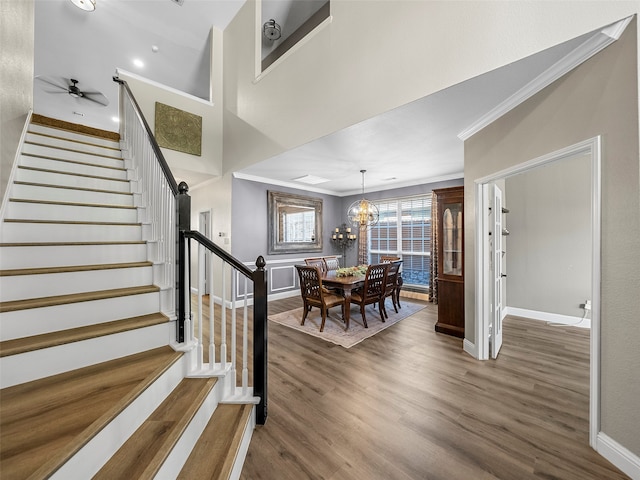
[0,117,254,479]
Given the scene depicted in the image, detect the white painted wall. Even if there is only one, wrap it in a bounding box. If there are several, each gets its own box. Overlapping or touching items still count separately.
[222,0,640,173]
[0,0,34,204]
[116,28,224,188]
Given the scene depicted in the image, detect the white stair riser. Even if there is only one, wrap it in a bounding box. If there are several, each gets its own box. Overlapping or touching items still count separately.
[5,201,138,223]
[22,143,122,166]
[20,154,127,180]
[25,133,123,159]
[0,322,173,389]
[0,266,153,302]
[13,170,132,196]
[0,291,160,340]
[0,243,148,269]
[0,221,142,243]
[49,350,184,479]
[29,124,120,149]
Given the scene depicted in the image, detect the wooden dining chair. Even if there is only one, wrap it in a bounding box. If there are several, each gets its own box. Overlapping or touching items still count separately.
[322,256,340,271]
[350,263,390,328]
[379,260,402,319]
[304,257,327,273]
[295,265,347,332]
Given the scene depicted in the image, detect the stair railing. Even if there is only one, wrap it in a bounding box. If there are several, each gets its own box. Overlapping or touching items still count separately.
[114,77,179,322]
[114,77,268,425]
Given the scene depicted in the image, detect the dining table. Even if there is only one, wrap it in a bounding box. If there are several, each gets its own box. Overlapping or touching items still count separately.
[320,270,366,329]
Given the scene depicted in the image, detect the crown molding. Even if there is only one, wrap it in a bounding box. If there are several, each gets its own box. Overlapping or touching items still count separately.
[458,16,633,141]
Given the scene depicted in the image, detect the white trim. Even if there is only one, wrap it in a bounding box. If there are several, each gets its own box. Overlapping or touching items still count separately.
[596,432,640,480]
[458,16,632,141]
[505,307,591,329]
[474,136,601,449]
[232,171,464,197]
[590,136,602,447]
[463,339,477,358]
[0,110,33,223]
[115,68,214,106]
[269,265,297,292]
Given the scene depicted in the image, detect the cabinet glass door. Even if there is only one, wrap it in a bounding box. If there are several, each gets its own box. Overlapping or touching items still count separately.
[442,202,463,276]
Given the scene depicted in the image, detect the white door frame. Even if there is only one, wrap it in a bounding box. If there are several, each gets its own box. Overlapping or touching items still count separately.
[473,136,601,447]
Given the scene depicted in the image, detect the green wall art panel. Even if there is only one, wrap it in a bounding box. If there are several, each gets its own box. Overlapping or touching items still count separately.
[154,102,202,156]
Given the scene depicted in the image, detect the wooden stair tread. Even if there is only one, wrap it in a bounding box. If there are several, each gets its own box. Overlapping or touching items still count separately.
[31,114,120,141]
[13,180,133,195]
[0,240,144,247]
[0,346,182,480]
[93,377,217,480]
[0,312,168,357]
[28,130,121,152]
[0,285,160,313]
[18,165,129,182]
[4,218,140,226]
[0,261,153,277]
[24,142,124,161]
[8,198,137,209]
[178,404,253,480]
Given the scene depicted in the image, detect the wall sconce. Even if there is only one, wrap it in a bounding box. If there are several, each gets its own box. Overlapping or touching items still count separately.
[331,223,357,267]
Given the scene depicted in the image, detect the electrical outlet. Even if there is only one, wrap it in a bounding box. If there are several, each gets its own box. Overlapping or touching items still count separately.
[581,300,592,310]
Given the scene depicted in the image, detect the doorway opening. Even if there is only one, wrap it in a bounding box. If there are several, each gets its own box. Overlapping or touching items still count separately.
[474,136,601,447]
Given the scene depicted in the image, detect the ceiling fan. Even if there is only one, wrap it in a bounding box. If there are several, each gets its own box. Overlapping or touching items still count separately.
[35,75,109,107]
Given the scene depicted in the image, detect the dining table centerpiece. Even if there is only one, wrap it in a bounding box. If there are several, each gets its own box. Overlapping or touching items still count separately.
[335,265,368,277]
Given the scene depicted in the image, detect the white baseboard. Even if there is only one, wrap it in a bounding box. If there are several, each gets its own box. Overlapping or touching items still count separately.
[463,339,477,358]
[597,432,640,480]
[504,306,590,329]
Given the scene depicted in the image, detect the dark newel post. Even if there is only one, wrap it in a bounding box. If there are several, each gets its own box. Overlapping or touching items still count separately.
[252,255,268,425]
[176,181,191,343]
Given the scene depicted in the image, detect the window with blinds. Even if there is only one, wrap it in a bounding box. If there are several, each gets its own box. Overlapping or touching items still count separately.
[369,195,432,289]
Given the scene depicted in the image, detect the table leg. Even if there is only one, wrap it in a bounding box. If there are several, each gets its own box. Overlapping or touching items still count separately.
[342,285,353,330]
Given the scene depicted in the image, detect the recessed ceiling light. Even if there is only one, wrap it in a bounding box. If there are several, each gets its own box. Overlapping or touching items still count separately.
[133,59,144,68]
[111,116,120,123]
[69,0,95,12]
[292,175,330,185]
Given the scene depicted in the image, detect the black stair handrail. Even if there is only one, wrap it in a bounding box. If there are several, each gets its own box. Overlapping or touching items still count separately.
[182,230,269,425]
[113,76,179,195]
[115,77,268,425]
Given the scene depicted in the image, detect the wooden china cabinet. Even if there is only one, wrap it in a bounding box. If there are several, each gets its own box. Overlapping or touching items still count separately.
[433,186,464,338]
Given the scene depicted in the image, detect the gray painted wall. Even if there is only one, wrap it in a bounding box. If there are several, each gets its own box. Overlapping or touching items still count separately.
[464,20,639,456]
[0,0,34,203]
[505,153,591,318]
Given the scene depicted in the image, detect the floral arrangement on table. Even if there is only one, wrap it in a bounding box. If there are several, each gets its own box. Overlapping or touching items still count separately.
[335,265,368,277]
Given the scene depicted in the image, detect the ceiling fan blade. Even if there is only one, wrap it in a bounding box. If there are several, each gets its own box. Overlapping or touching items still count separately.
[35,75,69,92]
[81,92,110,107]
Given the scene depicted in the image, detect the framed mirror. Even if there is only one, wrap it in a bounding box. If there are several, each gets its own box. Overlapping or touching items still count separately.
[268,190,323,254]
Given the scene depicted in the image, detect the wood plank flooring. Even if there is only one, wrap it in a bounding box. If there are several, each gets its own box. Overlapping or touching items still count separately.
[240,296,629,480]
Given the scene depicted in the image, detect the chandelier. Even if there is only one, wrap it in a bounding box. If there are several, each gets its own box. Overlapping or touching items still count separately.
[347,170,379,229]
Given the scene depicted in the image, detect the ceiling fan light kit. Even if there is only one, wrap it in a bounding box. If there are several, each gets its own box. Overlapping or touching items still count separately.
[70,0,96,12]
[35,75,109,107]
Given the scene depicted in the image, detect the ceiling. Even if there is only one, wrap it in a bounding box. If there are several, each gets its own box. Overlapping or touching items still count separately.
[34,0,598,196]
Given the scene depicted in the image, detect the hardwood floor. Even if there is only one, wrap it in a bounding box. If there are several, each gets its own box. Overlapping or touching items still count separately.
[240,297,629,480]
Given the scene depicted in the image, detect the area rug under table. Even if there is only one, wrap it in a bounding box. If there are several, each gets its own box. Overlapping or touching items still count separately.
[268,301,426,348]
